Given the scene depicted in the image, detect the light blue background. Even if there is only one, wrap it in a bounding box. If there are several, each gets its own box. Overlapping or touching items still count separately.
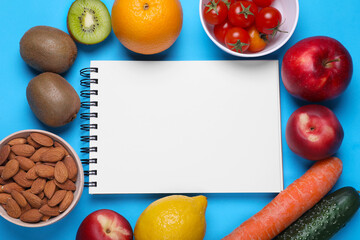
[1,0,359,239]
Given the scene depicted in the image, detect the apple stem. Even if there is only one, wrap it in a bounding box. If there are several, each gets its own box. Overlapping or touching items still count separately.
[323,58,340,67]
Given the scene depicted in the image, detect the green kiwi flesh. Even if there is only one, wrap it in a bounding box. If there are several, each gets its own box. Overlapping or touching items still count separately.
[67,0,111,45]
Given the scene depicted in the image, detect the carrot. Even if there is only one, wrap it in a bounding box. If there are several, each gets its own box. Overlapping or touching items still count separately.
[222,157,343,240]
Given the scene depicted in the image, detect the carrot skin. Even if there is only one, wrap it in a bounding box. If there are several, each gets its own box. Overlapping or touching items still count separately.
[222,157,343,240]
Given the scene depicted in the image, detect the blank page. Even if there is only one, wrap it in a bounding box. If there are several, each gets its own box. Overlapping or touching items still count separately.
[88,60,283,194]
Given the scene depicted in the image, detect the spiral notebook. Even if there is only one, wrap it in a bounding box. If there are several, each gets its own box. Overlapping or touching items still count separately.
[80,60,283,194]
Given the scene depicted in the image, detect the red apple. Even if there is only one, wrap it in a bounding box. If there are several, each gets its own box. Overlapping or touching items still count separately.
[286,105,344,161]
[76,209,133,240]
[281,36,353,102]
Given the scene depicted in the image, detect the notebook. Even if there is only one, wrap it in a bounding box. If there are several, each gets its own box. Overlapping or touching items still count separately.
[80,60,283,194]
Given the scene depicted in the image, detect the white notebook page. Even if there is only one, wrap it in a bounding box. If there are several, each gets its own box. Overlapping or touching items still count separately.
[88,60,283,194]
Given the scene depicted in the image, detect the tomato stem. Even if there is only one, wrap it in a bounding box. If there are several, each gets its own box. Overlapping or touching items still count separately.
[228,40,249,53]
[205,0,219,15]
[268,20,288,38]
[259,33,268,42]
[238,2,254,19]
[222,0,231,9]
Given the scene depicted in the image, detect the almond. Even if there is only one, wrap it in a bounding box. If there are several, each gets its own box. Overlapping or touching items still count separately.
[15,156,35,171]
[22,191,42,209]
[20,203,32,214]
[2,159,19,180]
[20,209,43,223]
[0,166,4,175]
[41,215,51,221]
[8,151,16,160]
[44,180,56,199]
[0,176,13,185]
[63,155,78,180]
[54,179,76,191]
[2,182,25,193]
[30,178,46,194]
[11,190,28,208]
[43,162,56,167]
[11,144,35,157]
[30,147,50,162]
[54,161,68,183]
[8,138,27,146]
[59,191,73,212]
[0,193,11,204]
[4,198,21,218]
[40,147,65,163]
[41,197,48,206]
[0,145,11,165]
[30,133,54,147]
[13,170,34,188]
[39,204,60,217]
[48,190,67,207]
[37,191,45,200]
[35,164,55,179]
[54,141,69,156]
[26,166,38,180]
[27,136,41,149]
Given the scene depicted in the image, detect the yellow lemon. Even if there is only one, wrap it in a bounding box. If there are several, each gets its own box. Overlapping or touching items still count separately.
[134,195,207,240]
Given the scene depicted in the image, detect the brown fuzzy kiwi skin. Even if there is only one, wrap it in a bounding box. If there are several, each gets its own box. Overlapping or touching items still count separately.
[20,26,77,74]
[26,72,81,127]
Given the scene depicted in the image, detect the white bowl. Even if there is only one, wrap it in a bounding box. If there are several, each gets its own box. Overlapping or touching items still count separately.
[199,0,299,57]
[0,129,84,227]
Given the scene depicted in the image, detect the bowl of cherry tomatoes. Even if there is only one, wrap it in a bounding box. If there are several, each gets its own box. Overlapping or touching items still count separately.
[200,0,299,57]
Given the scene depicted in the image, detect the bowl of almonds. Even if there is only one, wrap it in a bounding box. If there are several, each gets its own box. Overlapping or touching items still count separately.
[0,129,84,227]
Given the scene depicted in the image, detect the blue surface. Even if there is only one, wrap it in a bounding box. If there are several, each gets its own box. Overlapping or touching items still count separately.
[1,0,359,239]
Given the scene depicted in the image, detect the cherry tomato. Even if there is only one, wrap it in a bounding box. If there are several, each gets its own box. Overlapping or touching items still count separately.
[222,0,236,9]
[253,0,274,8]
[225,27,251,53]
[228,1,258,28]
[247,25,267,53]
[203,0,228,25]
[214,21,233,43]
[255,7,285,36]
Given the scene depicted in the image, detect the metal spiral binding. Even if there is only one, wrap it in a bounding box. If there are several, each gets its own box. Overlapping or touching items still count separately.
[81,113,98,120]
[81,147,98,153]
[81,135,98,142]
[81,158,97,164]
[81,101,98,109]
[84,170,97,176]
[80,67,99,188]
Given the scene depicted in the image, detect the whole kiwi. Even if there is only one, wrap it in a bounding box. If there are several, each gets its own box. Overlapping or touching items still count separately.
[20,26,77,74]
[26,72,80,127]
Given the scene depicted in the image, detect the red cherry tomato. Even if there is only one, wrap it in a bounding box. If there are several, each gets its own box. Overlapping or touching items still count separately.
[225,27,251,53]
[222,0,236,9]
[253,0,274,8]
[214,21,233,43]
[255,7,286,36]
[247,25,267,53]
[228,1,258,28]
[203,0,228,25]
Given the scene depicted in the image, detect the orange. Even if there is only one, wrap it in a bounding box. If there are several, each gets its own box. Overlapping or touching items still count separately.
[111,0,183,55]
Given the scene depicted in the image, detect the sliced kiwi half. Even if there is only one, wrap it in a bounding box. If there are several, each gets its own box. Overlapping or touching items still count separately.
[67,0,111,45]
